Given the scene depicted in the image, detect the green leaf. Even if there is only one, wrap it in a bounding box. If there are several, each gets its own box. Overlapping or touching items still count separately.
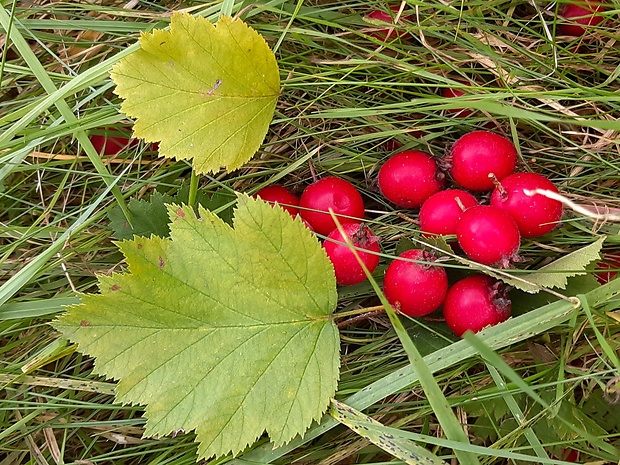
[54,194,339,460]
[489,237,605,293]
[108,188,236,240]
[330,399,448,465]
[110,13,280,174]
[108,191,174,240]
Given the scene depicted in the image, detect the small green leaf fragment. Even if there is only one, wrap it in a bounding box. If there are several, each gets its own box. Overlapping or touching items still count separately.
[495,237,605,293]
[330,399,447,465]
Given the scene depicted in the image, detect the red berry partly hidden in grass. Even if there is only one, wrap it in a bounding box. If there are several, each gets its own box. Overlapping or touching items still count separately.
[442,83,475,117]
[90,127,136,155]
[255,185,300,216]
[443,274,511,337]
[419,189,479,236]
[595,252,620,284]
[378,150,445,209]
[557,0,606,36]
[456,205,521,268]
[324,223,380,286]
[490,172,563,238]
[299,177,365,236]
[383,249,449,317]
[365,7,411,40]
[449,131,517,191]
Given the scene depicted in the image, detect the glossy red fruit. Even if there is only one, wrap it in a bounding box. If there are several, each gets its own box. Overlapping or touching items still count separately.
[90,128,136,155]
[324,223,380,286]
[419,189,479,237]
[383,249,449,317]
[449,131,517,191]
[595,252,620,284]
[299,177,365,236]
[378,150,445,209]
[442,83,475,117]
[456,205,521,268]
[255,185,300,216]
[443,274,511,337]
[490,172,563,238]
[558,0,606,36]
[557,448,580,462]
[365,7,411,40]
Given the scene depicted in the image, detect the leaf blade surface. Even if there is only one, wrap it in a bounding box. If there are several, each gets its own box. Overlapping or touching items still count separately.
[110,13,280,174]
[54,195,339,459]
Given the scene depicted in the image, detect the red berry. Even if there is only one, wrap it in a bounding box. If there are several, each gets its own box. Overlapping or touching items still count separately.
[442,83,475,117]
[595,252,620,284]
[558,1,606,36]
[490,172,563,238]
[378,150,445,209]
[383,249,449,317]
[254,185,300,216]
[557,448,580,462]
[456,205,521,268]
[419,189,479,236]
[90,127,136,155]
[324,223,380,286]
[449,131,517,191]
[443,274,511,337]
[299,177,365,236]
[365,7,411,40]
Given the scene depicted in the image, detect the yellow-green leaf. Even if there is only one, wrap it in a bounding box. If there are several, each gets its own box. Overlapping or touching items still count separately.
[53,195,339,459]
[489,237,605,293]
[110,13,280,174]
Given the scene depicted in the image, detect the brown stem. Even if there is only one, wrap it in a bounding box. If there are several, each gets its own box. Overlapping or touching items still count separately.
[454,196,467,212]
[488,172,507,198]
[337,308,386,328]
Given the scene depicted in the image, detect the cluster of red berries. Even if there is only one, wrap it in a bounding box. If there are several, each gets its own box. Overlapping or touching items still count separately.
[255,128,565,337]
[377,130,563,336]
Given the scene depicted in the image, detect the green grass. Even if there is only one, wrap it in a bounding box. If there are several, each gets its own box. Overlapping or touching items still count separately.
[1,0,620,464]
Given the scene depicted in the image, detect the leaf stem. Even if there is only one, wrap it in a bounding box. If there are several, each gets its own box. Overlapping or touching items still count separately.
[336,308,386,328]
[188,170,199,208]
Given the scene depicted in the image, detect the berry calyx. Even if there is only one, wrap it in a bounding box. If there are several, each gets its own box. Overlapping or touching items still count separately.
[443,274,511,337]
[456,205,521,268]
[324,223,380,286]
[383,249,449,317]
[378,150,445,209]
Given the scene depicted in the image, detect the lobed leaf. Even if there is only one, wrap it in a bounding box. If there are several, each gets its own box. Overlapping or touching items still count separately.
[54,194,339,459]
[110,13,280,174]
